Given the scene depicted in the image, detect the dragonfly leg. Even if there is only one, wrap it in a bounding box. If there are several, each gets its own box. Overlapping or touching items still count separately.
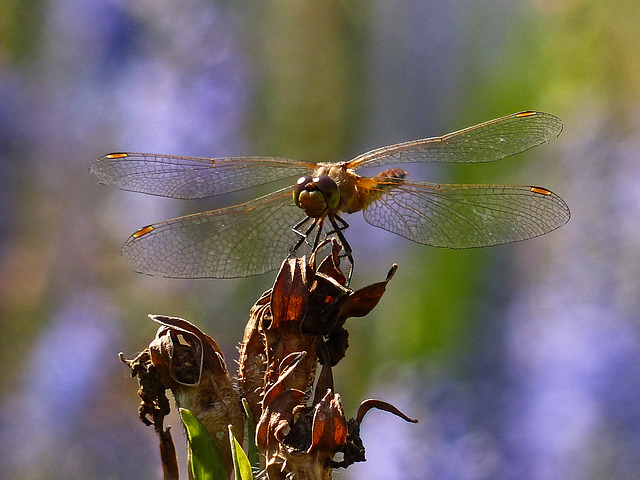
[310,218,325,252]
[328,214,354,284]
[291,214,352,283]
[292,216,313,239]
[290,216,320,258]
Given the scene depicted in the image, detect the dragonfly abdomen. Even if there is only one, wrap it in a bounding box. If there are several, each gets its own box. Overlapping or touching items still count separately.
[357,168,408,211]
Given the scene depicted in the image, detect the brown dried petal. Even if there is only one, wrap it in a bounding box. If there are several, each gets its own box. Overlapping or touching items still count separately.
[237,292,270,421]
[264,259,320,393]
[340,264,397,319]
[262,351,308,409]
[309,390,347,454]
[238,292,270,419]
[311,343,335,402]
[256,388,307,451]
[315,239,347,285]
[148,315,229,387]
[331,398,417,469]
[356,398,418,426]
[302,273,351,335]
[271,257,309,328]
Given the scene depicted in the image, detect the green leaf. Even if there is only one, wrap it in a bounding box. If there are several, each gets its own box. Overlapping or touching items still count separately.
[242,398,260,469]
[229,425,253,480]
[179,408,228,480]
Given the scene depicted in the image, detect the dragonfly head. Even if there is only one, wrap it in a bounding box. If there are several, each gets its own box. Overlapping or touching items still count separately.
[293,175,340,218]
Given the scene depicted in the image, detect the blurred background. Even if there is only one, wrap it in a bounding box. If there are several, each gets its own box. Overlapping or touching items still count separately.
[2,0,640,478]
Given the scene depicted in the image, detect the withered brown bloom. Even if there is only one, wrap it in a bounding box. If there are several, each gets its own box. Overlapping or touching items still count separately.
[122,315,244,479]
[122,243,416,480]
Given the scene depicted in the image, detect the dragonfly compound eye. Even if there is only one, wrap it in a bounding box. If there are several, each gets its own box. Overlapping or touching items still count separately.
[313,175,340,209]
[293,175,314,207]
[293,175,340,218]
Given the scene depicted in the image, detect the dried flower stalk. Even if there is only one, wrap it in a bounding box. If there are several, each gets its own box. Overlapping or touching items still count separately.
[122,242,416,479]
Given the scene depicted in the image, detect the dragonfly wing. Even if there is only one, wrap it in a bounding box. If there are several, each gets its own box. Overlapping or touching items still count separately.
[90,153,315,199]
[347,111,562,169]
[361,179,570,248]
[122,186,310,278]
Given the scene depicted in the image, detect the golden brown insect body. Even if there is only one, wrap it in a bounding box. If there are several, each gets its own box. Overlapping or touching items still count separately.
[297,163,408,220]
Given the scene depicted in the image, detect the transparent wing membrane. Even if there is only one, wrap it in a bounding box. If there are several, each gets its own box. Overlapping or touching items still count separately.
[348,111,562,169]
[362,179,570,248]
[121,187,311,278]
[90,153,314,199]
[93,111,569,278]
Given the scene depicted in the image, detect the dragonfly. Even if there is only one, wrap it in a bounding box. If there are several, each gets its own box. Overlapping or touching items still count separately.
[91,111,570,280]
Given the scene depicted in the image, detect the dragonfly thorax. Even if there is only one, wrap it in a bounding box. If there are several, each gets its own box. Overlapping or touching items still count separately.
[293,175,340,218]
